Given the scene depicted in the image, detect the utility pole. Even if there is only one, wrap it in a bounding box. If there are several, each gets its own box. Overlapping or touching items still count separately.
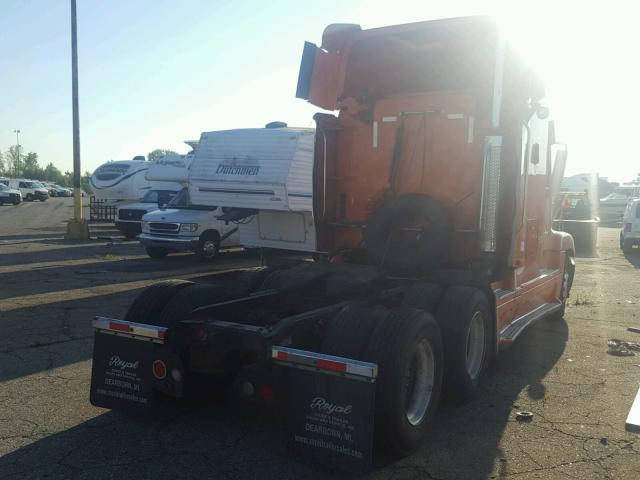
[65,0,89,239]
[13,129,20,176]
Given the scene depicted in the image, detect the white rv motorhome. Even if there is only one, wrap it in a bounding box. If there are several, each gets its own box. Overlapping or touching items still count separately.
[188,126,316,252]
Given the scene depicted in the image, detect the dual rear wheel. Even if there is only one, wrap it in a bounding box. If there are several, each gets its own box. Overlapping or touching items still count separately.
[323,286,491,455]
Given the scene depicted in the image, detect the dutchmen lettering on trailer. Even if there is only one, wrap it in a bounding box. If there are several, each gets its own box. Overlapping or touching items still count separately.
[215,158,260,176]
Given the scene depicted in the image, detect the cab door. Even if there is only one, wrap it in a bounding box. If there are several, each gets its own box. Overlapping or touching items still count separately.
[512,111,553,313]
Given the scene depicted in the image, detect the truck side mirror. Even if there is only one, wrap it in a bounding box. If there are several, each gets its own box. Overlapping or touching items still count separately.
[549,144,568,215]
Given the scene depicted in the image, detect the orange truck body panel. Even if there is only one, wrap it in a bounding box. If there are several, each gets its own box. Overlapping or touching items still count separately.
[300,16,574,345]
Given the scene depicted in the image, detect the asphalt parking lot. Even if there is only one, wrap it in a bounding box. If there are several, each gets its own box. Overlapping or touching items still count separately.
[1,197,639,479]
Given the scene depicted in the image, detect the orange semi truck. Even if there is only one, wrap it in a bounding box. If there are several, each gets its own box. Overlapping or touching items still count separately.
[89,16,574,469]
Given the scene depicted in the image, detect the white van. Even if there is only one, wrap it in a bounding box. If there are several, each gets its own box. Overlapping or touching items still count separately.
[139,188,240,260]
[620,198,640,253]
[115,189,180,238]
[7,179,49,201]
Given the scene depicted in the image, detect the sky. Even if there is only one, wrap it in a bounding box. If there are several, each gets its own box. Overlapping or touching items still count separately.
[1,0,639,183]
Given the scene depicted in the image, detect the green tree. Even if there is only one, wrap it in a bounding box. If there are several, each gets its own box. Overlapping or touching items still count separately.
[6,145,21,176]
[0,150,4,176]
[148,149,178,162]
[22,152,41,179]
[43,163,64,185]
[81,171,93,194]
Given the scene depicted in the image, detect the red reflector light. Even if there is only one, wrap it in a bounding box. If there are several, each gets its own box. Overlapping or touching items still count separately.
[152,360,167,380]
[109,322,130,333]
[276,351,289,361]
[259,385,274,400]
[158,330,165,340]
[317,359,347,373]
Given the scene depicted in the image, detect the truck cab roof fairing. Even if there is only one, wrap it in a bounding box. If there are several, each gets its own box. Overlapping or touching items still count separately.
[299,16,499,112]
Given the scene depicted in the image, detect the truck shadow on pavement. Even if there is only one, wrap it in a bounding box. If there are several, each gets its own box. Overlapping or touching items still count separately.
[0,317,568,480]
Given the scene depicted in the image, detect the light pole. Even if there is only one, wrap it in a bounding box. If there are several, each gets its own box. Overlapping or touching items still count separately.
[13,129,20,176]
[65,0,89,239]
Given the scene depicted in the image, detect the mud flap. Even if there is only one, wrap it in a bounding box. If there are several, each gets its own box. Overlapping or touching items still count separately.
[273,347,376,473]
[90,331,155,410]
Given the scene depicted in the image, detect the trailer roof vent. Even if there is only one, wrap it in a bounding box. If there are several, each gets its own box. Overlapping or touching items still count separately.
[265,121,288,129]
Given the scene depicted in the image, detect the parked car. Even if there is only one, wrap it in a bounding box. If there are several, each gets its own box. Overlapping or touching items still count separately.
[139,188,240,260]
[44,183,72,197]
[115,189,179,238]
[6,179,49,201]
[0,183,22,205]
[620,198,640,253]
[600,185,640,224]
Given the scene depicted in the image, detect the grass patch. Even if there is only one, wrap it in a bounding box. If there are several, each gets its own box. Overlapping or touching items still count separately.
[572,292,593,306]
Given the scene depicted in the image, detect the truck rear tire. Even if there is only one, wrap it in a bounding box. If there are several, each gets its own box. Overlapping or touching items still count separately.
[402,282,445,314]
[146,247,169,259]
[156,283,235,327]
[125,279,194,324]
[322,303,387,358]
[365,307,444,456]
[435,286,492,403]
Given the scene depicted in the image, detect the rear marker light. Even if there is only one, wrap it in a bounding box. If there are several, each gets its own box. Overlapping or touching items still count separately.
[317,359,347,373]
[276,351,289,362]
[109,322,130,333]
[152,360,167,380]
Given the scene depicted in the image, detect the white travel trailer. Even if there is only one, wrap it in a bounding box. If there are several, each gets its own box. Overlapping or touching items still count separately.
[91,149,195,204]
[188,126,316,252]
[90,158,152,203]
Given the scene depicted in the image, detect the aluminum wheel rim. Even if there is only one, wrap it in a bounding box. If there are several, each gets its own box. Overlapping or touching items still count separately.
[202,240,217,258]
[466,311,485,381]
[404,339,435,426]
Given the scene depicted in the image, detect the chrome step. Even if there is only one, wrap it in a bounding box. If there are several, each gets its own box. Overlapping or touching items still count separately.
[499,302,562,345]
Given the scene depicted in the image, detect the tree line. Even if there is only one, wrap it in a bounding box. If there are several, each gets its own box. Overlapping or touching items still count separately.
[0,146,93,193]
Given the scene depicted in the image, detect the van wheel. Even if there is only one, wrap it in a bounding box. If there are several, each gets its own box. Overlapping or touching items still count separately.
[622,239,633,254]
[196,232,219,261]
[146,247,169,259]
[125,279,194,324]
[365,307,443,456]
[436,287,492,403]
[26,194,33,201]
